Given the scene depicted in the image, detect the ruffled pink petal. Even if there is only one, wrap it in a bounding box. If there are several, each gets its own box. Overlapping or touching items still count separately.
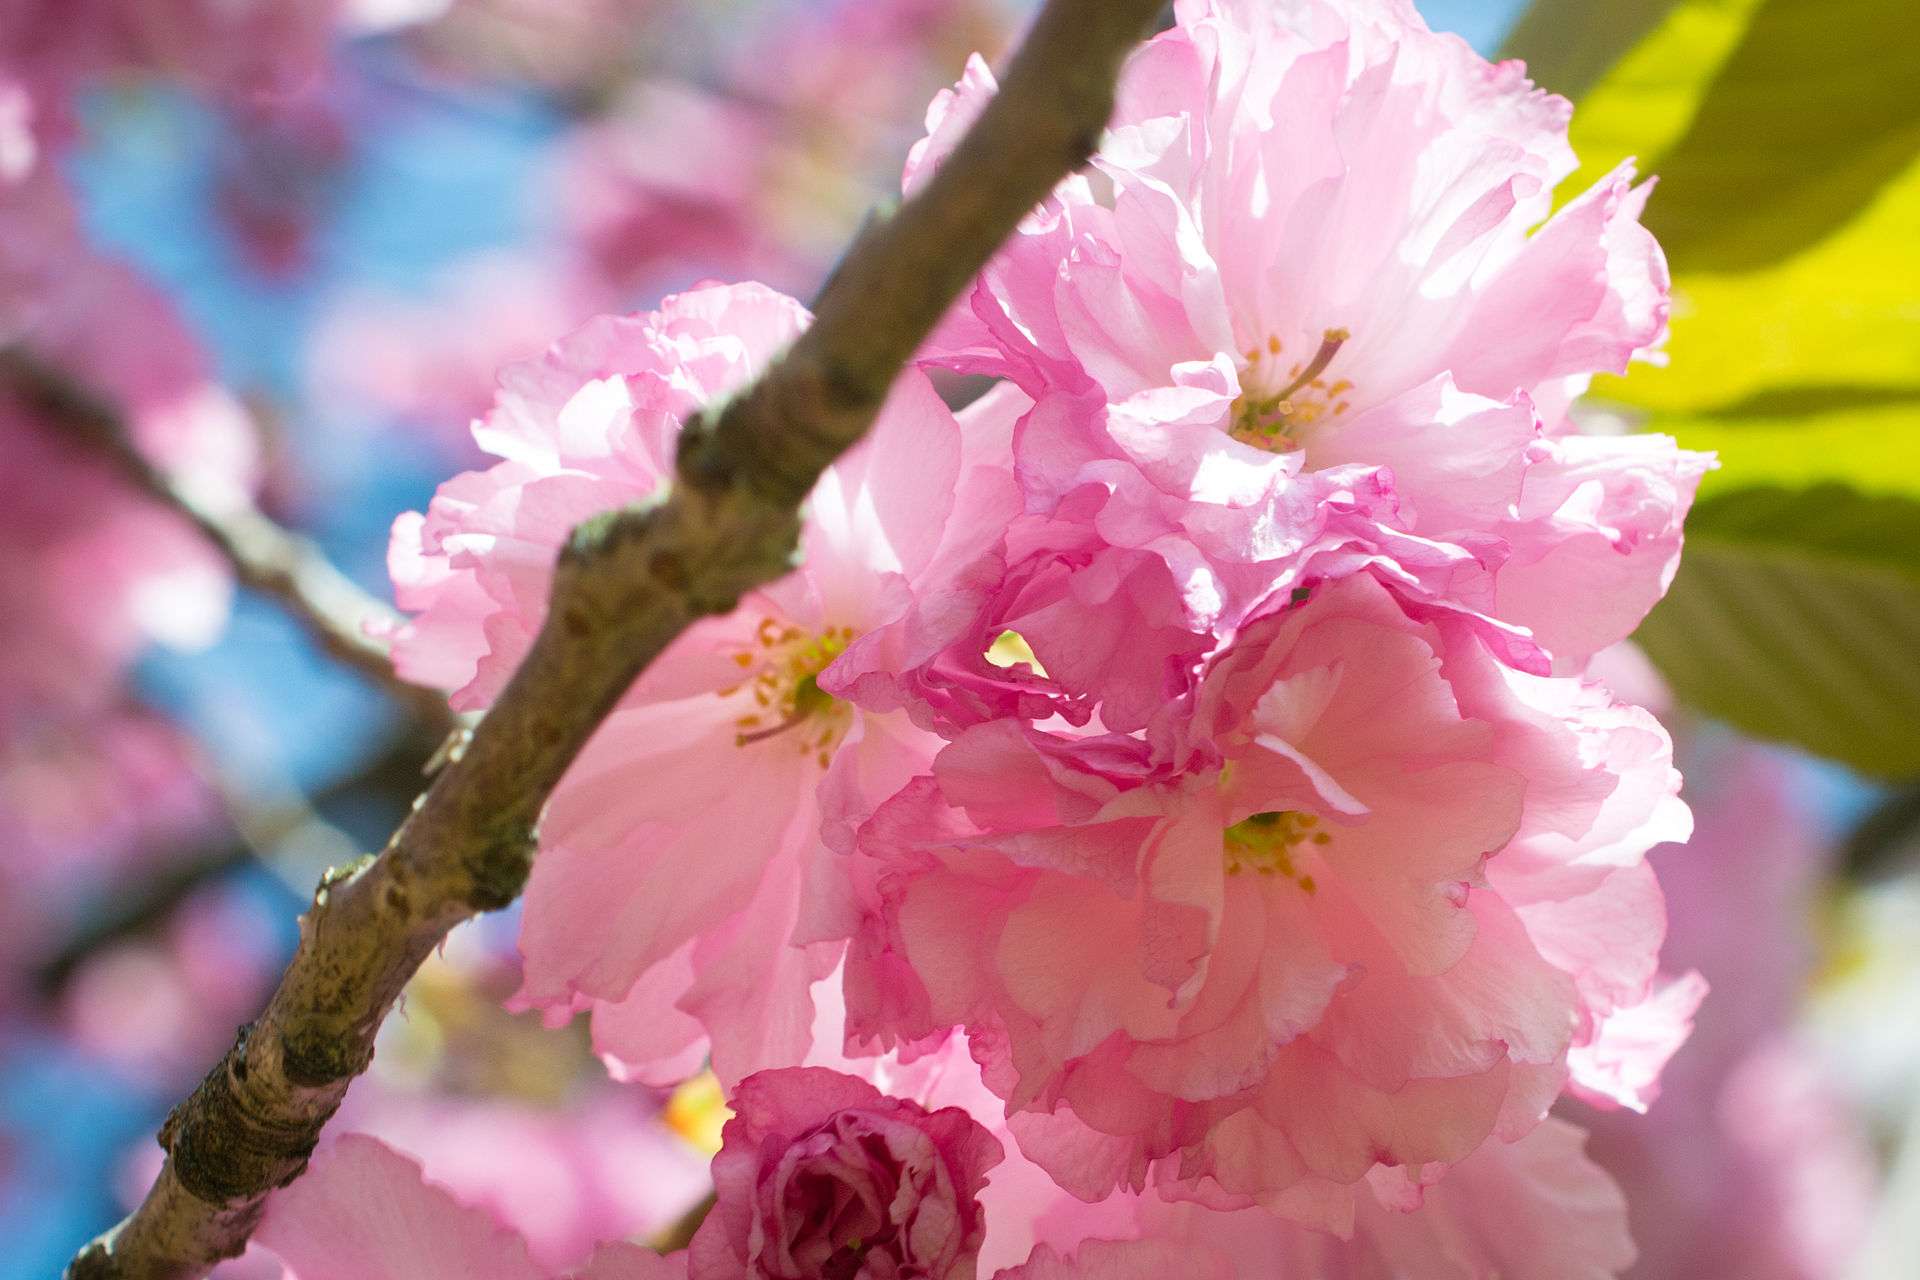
[255,1135,547,1280]
[1493,433,1713,666]
[994,1239,1231,1280]
[516,699,817,1010]
[1358,1119,1635,1280]
[1568,970,1708,1112]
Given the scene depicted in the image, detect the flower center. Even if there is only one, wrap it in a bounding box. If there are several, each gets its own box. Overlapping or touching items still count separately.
[1222,809,1327,890]
[1229,328,1354,452]
[726,616,856,767]
[984,628,1048,676]
[823,1240,869,1280]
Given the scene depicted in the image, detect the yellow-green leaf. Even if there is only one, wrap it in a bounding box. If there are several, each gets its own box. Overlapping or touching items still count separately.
[1595,163,1920,413]
[1497,0,1685,102]
[1556,0,1764,198]
[1646,397,1920,501]
[1557,0,1920,419]
[1638,0,1920,272]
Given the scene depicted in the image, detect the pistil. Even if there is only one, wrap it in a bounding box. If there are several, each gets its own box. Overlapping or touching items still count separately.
[1229,327,1354,450]
[726,618,856,765]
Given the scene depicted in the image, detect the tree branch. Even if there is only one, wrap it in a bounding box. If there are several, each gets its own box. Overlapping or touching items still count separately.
[0,348,455,733]
[65,1,1162,1275]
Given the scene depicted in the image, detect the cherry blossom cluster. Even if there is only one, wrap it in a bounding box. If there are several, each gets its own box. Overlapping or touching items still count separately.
[313,1,1714,1274]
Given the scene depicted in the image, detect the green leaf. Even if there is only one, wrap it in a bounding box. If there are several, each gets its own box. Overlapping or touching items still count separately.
[1563,0,1920,417]
[1638,0,1920,272]
[1516,0,1920,772]
[1554,0,1920,271]
[1635,485,1920,776]
[1497,0,1685,101]
[1555,0,1766,200]
[1589,62,1920,501]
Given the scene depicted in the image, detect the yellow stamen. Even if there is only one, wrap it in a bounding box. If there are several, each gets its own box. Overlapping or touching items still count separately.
[985,629,1048,676]
[725,620,857,764]
[1222,810,1323,891]
[1228,327,1356,452]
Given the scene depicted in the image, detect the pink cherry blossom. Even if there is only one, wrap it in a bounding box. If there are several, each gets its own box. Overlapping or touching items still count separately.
[336,1087,712,1273]
[554,85,803,301]
[1130,1115,1633,1279]
[835,573,1690,1221]
[992,1240,1230,1280]
[211,94,350,279]
[0,168,82,337]
[689,1066,1003,1280]
[245,1065,1175,1280]
[800,977,1140,1276]
[805,976,1634,1278]
[394,0,671,97]
[137,1065,712,1280]
[0,75,36,181]
[718,992,1168,1280]
[254,1134,689,1280]
[388,282,1002,1088]
[549,0,1019,307]
[902,0,1705,700]
[59,883,280,1084]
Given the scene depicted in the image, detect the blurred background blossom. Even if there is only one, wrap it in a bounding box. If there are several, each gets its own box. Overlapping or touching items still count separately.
[1,0,1915,1276]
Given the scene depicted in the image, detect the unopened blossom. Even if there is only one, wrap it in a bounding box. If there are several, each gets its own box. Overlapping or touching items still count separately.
[689,1066,1003,1280]
[388,282,1009,1087]
[836,574,1692,1221]
[878,0,1705,735]
[800,978,1142,1276]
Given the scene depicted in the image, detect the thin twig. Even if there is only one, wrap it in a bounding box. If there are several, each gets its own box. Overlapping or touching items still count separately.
[65,2,1161,1274]
[0,348,455,733]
